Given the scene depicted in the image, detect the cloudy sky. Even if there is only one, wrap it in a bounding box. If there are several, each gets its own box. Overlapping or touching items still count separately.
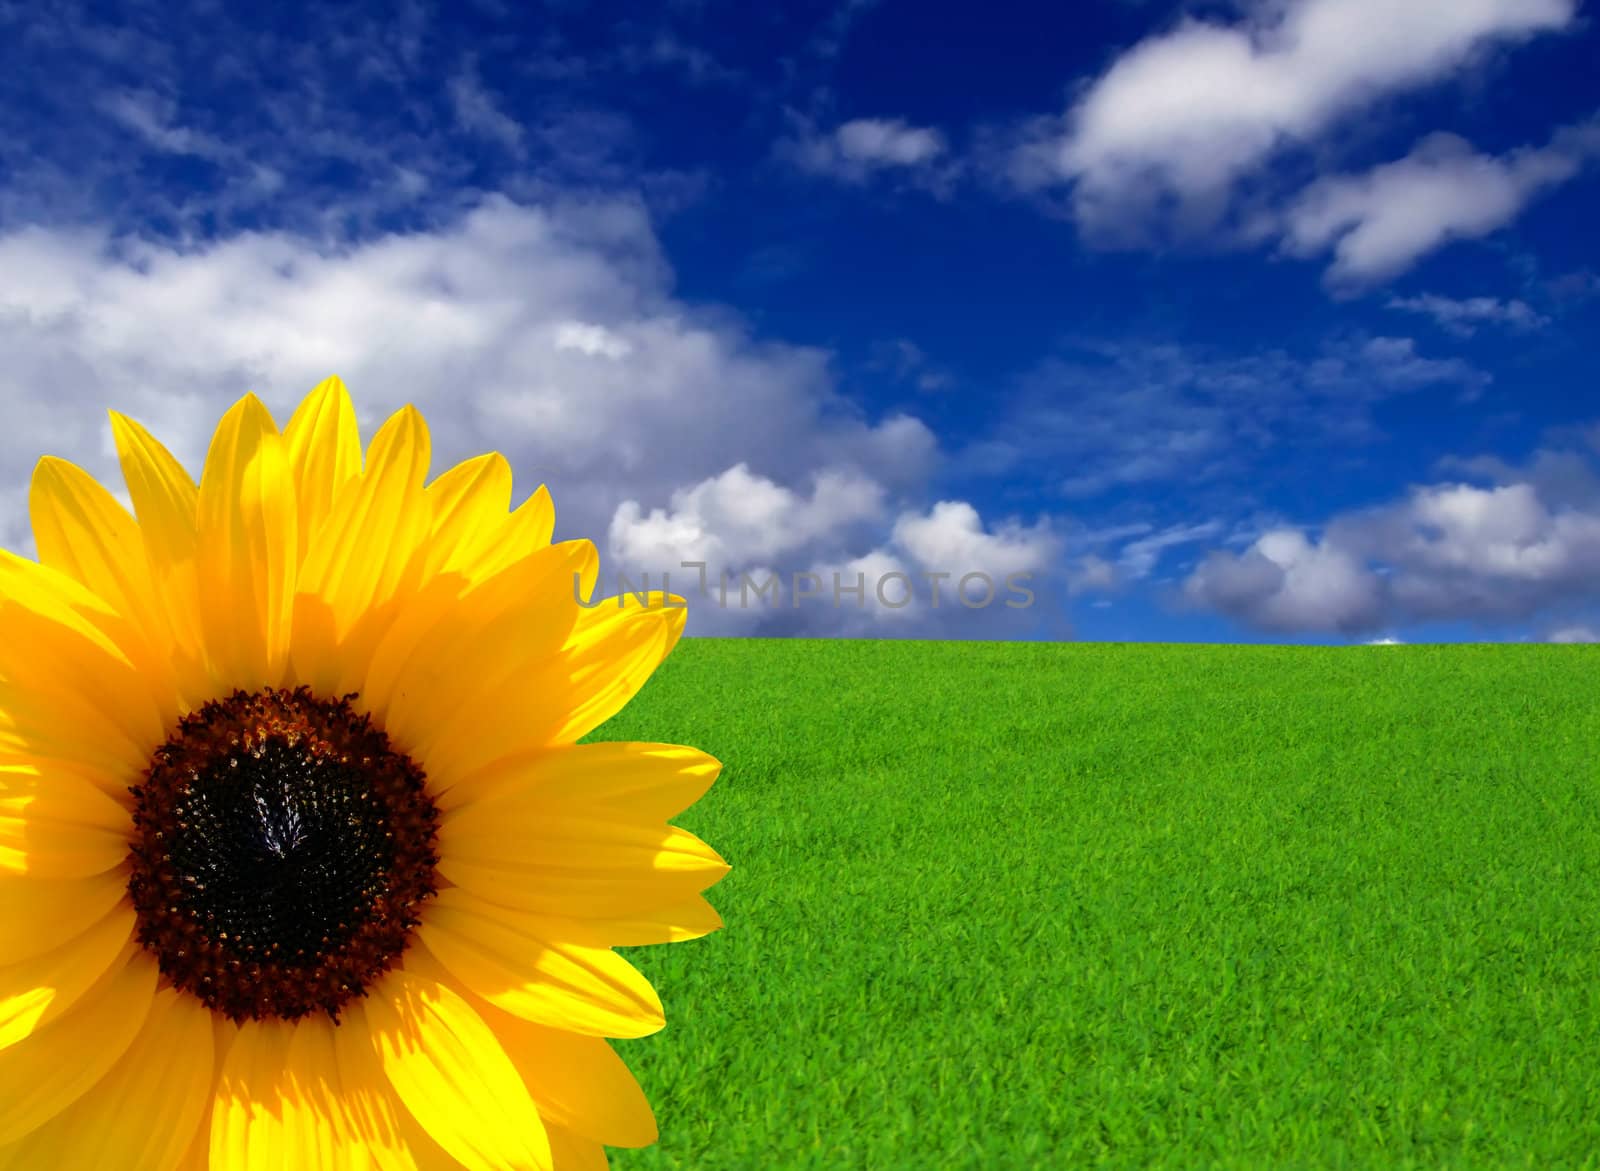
[0,0,1596,643]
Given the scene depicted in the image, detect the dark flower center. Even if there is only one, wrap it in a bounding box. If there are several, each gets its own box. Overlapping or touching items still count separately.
[126,686,440,1024]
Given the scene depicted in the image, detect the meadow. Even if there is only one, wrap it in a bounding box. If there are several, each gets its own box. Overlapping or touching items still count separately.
[584,638,1600,1170]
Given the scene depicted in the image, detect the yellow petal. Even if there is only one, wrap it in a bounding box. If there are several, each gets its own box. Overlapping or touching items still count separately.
[208,1018,297,1168]
[0,984,212,1171]
[544,1121,610,1171]
[0,766,132,878]
[291,405,432,696]
[556,895,725,947]
[0,691,146,802]
[394,557,651,787]
[329,1005,460,1171]
[371,541,597,776]
[28,459,174,666]
[464,993,657,1148]
[455,741,722,821]
[108,410,206,673]
[170,1014,239,1170]
[550,595,686,746]
[196,394,298,692]
[420,453,513,581]
[0,871,129,966]
[0,946,156,1145]
[211,1015,421,1171]
[437,808,729,921]
[459,485,557,584]
[283,376,363,565]
[416,888,665,1039]
[357,966,552,1171]
[0,551,168,770]
[0,906,134,1050]
[28,455,204,717]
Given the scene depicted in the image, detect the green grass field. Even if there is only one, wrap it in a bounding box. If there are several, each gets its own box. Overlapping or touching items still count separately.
[582,638,1600,1171]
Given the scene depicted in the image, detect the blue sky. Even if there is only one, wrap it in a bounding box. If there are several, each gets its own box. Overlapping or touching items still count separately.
[0,0,1597,643]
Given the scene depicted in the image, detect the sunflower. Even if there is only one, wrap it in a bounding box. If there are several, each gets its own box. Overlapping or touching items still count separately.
[0,377,728,1170]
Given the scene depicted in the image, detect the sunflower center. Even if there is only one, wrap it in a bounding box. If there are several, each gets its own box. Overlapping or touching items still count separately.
[126,686,440,1024]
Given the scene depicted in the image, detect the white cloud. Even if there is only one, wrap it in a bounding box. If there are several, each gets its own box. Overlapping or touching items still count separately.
[552,321,633,360]
[778,116,952,186]
[1066,554,1119,595]
[1366,636,1406,644]
[447,60,526,156]
[0,196,946,642]
[1282,123,1600,288]
[1118,519,1226,578]
[967,334,1489,499]
[1385,292,1550,336]
[1009,0,1579,271]
[891,500,1061,581]
[1548,625,1599,642]
[835,118,945,166]
[1182,442,1600,634]
[790,500,1064,637]
[99,89,229,159]
[608,462,886,571]
[608,495,1065,638]
[1183,527,1384,633]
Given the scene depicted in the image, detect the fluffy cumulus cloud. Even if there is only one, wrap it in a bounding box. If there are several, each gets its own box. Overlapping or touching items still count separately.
[610,484,1065,637]
[1183,528,1384,633]
[1008,0,1582,280]
[1182,432,1600,634]
[798,501,1065,638]
[608,462,887,575]
[0,195,1043,637]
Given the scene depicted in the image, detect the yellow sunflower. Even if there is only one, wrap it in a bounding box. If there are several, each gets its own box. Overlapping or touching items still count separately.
[0,376,728,1170]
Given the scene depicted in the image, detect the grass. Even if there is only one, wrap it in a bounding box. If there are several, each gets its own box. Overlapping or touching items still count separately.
[580,638,1600,1170]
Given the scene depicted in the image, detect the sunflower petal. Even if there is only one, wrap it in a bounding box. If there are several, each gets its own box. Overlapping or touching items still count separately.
[196,394,298,692]
[0,693,148,800]
[453,741,722,821]
[358,966,552,1171]
[172,1016,236,1170]
[420,453,513,579]
[402,575,672,786]
[292,405,432,696]
[283,375,363,565]
[209,1018,298,1167]
[108,410,205,670]
[0,907,134,1050]
[0,552,168,768]
[211,1016,418,1171]
[544,1121,611,1171]
[464,993,657,1148]
[437,808,729,920]
[0,947,156,1145]
[329,1006,459,1171]
[0,767,133,878]
[538,595,686,749]
[417,888,665,1039]
[0,871,129,966]
[372,541,596,773]
[29,458,167,652]
[562,895,725,947]
[462,486,557,584]
[0,984,212,1171]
